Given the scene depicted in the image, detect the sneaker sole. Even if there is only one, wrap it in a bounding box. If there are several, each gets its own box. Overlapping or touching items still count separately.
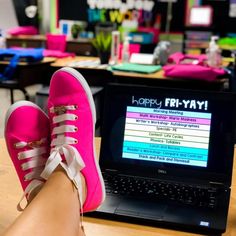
[55,67,106,210]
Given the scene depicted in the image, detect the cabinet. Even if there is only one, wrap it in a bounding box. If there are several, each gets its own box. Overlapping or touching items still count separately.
[6,35,95,56]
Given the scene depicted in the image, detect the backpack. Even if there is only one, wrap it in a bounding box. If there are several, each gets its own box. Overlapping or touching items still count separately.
[163,52,226,81]
[0,48,44,81]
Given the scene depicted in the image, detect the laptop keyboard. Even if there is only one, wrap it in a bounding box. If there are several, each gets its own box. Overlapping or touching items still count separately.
[103,173,220,209]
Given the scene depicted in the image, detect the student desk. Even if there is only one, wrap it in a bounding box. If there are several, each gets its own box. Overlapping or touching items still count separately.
[50,56,105,69]
[50,56,229,91]
[0,138,235,236]
[0,57,56,103]
[112,69,229,90]
[50,56,114,87]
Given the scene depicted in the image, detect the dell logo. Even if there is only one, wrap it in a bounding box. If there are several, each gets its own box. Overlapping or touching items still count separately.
[158,169,167,174]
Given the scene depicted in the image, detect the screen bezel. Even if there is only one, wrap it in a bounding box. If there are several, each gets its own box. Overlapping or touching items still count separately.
[100,84,236,186]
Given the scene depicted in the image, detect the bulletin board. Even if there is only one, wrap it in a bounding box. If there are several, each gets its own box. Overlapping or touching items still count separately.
[201,0,236,35]
[58,0,186,32]
[58,0,88,22]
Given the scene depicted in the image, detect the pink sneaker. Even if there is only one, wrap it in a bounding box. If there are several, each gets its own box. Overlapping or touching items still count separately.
[4,101,50,210]
[41,67,105,212]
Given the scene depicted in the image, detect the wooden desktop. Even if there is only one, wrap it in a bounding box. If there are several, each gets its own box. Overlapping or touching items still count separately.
[50,56,229,91]
[0,138,235,236]
[4,34,231,91]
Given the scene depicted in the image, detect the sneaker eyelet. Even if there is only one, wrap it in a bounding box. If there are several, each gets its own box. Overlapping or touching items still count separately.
[74,127,78,132]
[74,140,78,144]
[74,105,78,109]
[74,116,78,120]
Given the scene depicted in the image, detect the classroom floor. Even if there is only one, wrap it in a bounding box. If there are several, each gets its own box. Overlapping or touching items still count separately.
[0,85,42,138]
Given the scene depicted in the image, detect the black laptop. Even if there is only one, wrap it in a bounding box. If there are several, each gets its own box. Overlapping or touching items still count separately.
[90,84,236,235]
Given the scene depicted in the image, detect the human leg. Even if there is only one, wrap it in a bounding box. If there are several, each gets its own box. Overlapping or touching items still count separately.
[42,67,106,212]
[3,98,86,235]
[2,166,86,236]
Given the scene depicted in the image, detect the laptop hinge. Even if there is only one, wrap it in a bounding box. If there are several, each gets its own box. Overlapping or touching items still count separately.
[104,169,118,172]
[209,181,225,187]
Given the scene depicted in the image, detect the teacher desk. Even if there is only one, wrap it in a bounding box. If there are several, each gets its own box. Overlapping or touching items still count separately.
[50,56,229,91]
[0,138,235,236]
[6,35,94,56]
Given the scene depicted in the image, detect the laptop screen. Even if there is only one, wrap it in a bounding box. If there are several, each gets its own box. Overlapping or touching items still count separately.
[122,103,211,168]
[100,84,236,184]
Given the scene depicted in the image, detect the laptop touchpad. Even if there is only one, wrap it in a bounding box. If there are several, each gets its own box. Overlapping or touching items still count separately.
[115,199,166,219]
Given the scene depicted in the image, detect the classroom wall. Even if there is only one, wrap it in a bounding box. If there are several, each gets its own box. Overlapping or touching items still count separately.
[58,0,236,34]
[58,0,185,32]
[202,0,235,35]
[40,0,51,33]
[0,0,18,31]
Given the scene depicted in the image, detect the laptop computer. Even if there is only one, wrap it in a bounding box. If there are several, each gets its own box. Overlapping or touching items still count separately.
[88,84,236,235]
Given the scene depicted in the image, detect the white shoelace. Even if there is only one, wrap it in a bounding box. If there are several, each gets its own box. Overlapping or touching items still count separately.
[40,105,85,210]
[15,138,47,211]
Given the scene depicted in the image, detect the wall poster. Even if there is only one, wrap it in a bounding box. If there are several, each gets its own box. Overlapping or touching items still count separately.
[87,0,156,25]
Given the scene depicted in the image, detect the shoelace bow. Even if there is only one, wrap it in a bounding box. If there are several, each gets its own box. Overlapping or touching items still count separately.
[40,105,85,211]
[15,138,47,211]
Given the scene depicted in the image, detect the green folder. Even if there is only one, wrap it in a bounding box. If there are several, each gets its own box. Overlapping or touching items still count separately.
[111,63,162,74]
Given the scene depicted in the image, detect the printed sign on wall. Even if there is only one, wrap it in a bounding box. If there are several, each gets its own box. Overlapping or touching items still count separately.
[185,0,202,26]
[230,0,236,17]
[87,0,155,25]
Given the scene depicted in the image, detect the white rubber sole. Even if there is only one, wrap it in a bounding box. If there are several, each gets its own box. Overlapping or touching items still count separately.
[53,67,106,207]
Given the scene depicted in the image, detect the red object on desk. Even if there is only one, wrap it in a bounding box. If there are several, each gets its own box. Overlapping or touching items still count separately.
[118,44,141,60]
[7,26,38,36]
[46,34,66,52]
[43,49,75,58]
[163,52,226,81]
